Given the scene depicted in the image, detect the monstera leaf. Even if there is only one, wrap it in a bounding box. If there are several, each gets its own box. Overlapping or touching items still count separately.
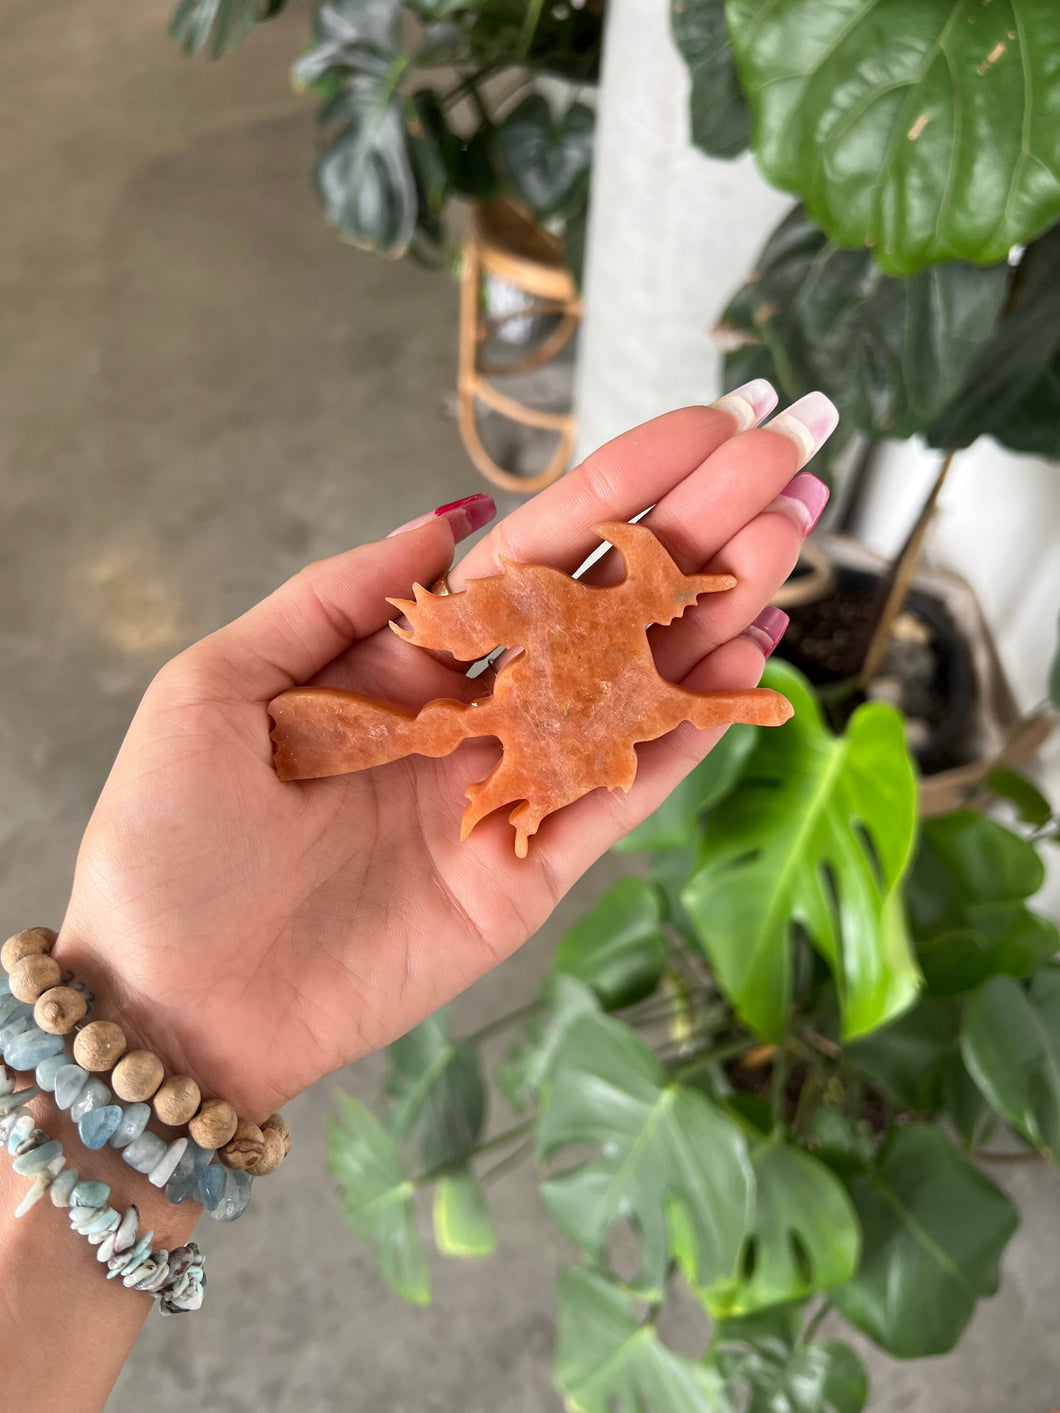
[329,1092,431,1304]
[683,661,920,1041]
[671,0,751,159]
[847,995,961,1112]
[717,1309,867,1413]
[291,0,401,87]
[716,206,1007,444]
[432,1167,496,1257]
[906,813,1058,996]
[928,222,1060,459]
[962,970,1060,1161]
[726,0,1060,275]
[616,723,756,853]
[831,1126,1018,1357]
[496,95,594,217]
[498,974,600,1113]
[385,1008,486,1171]
[553,877,668,1010]
[538,1013,753,1297]
[169,0,279,59]
[555,1269,732,1413]
[315,77,419,256]
[707,1141,861,1317]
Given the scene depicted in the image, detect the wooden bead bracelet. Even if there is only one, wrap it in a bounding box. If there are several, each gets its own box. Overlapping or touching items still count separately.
[2,928,291,1180]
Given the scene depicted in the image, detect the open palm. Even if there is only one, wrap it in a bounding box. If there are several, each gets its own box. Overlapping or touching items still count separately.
[58,394,833,1120]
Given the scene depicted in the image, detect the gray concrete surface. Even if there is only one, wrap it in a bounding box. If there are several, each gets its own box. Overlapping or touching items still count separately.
[0,3,1057,1411]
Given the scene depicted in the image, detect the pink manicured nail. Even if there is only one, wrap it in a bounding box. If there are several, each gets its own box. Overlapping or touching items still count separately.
[387,492,496,540]
[765,391,839,467]
[740,606,789,658]
[713,378,778,430]
[767,472,830,537]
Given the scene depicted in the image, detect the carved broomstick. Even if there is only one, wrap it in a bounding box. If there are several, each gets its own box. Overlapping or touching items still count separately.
[269,521,793,856]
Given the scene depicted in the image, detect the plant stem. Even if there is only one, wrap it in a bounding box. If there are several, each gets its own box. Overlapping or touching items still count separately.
[466,1001,541,1046]
[799,1301,831,1347]
[670,1037,756,1084]
[479,1136,534,1188]
[518,0,546,57]
[414,1120,535,1188]
[770,1044,789,1131]
[860,449,957,683]
[441,65,501,110]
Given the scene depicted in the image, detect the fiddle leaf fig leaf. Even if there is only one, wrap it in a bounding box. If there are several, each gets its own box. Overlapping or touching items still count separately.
[538,1013,753,1297]
[907,813,1059,996]
[329,1091,431,1304]
[726,0,1060,275]
[707,1141,861,1317]
[553,876,668,1010]
[716,206,1007,443]
[432,1167,496,1257]
[315,76,419,256]
[555,1268,733,1413]
[615,723,756,853]
[962,970,1060,1161]
[683,661,920,1042]
[831,1126,1018,1357]
[496,95,595,217]
[498,974,600,1113]
[169,0,268,59]
[671,0,751,160]
[385,1008,487,1171]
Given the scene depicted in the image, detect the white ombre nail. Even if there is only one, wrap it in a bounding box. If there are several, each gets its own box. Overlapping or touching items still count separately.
[765,391,840,467]
[712,378,779,430]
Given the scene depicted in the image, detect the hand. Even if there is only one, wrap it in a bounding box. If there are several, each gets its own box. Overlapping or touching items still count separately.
[57,388,836,1118]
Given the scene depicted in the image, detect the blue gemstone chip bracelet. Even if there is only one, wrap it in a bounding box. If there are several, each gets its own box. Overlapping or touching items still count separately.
[1,926,293,1316]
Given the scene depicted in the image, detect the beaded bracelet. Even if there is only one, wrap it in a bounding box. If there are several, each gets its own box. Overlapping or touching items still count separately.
[1,928,290,1180]
[0,1068,205,1315]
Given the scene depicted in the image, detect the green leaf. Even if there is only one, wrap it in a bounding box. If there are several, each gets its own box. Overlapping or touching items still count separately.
[495,95,595,218]
[671,0,751,160]
[291,0,400,88]
[726,0,1060,275]
[385,1008,487,1171]
[538,1013,753,1297]
[717,205,1007,444]
[718,1322,868,1413]
[683,661,921,1042]
[563,191,589,289]
[928,223,1060,458]
[169,0,263,59]
[962,970,1060,1160]
[615,724,757,853]
[831,1126,1018,1357]
[407,89,458,217]
[432,1167,496,1257]
[555,1268,732,1413]
[315,77,419,256]
[987,768,1053,829]
[553,876,668,1010]
[329,1091,432,1304]
[907,813,1058,995]
[709,1141,861,1317]
[498,973,600,1112]
[847,996,961,1112]
[941,1052,999,1152]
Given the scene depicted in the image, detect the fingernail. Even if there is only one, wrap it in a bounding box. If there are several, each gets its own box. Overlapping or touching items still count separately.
[765,391,839,467]
[740,606,789,658]
[712,378,778,431]
[387,493,496,540]
[766,472,830,537]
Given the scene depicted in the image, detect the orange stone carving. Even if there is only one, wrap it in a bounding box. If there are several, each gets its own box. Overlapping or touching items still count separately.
[269,522,793,856]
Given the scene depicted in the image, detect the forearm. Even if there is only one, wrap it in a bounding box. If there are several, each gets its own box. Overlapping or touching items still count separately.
[0,1086,202,1412]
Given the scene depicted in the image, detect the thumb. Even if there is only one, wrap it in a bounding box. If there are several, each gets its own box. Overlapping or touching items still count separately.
[186,494,496,701]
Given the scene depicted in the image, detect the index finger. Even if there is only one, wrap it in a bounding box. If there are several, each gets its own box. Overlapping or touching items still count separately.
[446,381,778,592]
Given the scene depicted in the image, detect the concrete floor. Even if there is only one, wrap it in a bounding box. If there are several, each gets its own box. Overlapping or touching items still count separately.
[1,3,1058,1410]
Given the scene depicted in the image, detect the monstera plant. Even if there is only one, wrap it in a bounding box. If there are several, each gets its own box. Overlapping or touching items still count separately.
[169,0,602,273]
[329,658,1060,1410]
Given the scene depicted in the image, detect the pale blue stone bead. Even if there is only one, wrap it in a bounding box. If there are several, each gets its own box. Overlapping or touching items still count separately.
[69,1205,103,1231]
[138,1261,172,1294]
[166,1138,213,1204]
[0,1014,35,1051]
[123,1131,167,1174]
[97,1230,119,1263]
[12,1139,63,1175]
[70,1078,111,1123]
[109,1231,154,1280]
[197,1162,225,1212]
[208,1167,253,1222]
[71,1178,111,1208]
[109,1102,150,1150]
[124,1257,163,1290]
[0,1108,32,1143]
[12,1125,47,1157]
[79,1105,123,1151]
[14,1173,52,1217]
[7,1116,36,1153]
[81,1207,121,1238]
[0,1065,15,1096]
[53,1064,90,1111]
[49,1168,79,1207]
[148,1137,187,1189]
[113,1204,140,1255]
[5,1028,65,1073]
[0,1086,39,1117]
[35,1051,69,1093]
[0,995,31,1028]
